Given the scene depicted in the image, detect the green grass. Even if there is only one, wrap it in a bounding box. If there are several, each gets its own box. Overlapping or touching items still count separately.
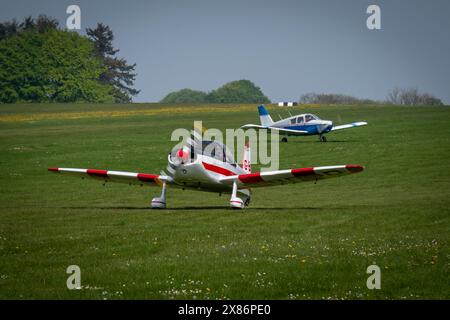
[0,103,449,299]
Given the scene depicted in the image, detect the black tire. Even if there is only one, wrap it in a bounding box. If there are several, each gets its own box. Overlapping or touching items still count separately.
[320,135,327,142]
[281,137,288,143]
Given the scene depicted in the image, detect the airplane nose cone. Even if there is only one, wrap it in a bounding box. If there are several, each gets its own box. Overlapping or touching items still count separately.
[327,121,333,131]
[176,148,189,161]
[172,147,190,165]
[319,121,333,133]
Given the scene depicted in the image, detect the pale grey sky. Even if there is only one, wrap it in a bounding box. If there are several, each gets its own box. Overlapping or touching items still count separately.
[1,0,449,103]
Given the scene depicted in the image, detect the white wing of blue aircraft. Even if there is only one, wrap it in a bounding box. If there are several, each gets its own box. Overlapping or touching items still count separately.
[241,105,367,142]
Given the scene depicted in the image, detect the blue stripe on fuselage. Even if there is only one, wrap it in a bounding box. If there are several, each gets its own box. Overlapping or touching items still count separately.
[281,125,332,135]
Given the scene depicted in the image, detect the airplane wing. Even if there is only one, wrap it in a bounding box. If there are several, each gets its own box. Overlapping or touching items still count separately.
[48,167,173,186]
[331,121,367,131]
[241,124,308,135]
[220,165,363,188]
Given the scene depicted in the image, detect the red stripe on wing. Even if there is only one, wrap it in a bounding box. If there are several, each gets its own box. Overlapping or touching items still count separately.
[87,169,108,177]
[137,173,159,183]
[291,167,315,177]
[238,173,264,183]
[48,168,59,172]
[345,165,364,173]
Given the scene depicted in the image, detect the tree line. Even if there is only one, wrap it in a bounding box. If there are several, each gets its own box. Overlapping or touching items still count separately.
[162,82,444,106]
[299,88,444,106]
[0,15,139,103]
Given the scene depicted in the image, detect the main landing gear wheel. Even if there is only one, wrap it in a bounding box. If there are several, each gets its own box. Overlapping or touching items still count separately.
[319,135,327,142]
[281,137,288,143]
[151,182,167,209]
[229,181,245,209]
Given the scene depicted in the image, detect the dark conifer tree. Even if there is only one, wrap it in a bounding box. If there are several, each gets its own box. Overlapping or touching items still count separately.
[86,23,139,102]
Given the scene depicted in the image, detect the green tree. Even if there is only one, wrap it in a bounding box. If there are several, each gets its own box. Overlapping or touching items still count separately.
[206,80,270,103]
[160,88,207,103]
[0,15,58,41]
[0,29,114,103]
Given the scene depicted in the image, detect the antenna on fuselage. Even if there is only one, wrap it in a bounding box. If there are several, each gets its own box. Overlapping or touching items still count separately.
[277,114,283,120]
[288,110,293,117]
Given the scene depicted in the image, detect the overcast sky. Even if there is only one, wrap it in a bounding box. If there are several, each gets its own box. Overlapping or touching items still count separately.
[2,0,449,103]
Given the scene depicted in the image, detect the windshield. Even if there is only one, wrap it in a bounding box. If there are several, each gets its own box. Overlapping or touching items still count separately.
[202,140,235,164]
[305,114,319,122]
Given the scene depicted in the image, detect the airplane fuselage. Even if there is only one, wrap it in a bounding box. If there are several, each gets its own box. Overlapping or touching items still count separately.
[272,114,333,136]
[169,154,247,193]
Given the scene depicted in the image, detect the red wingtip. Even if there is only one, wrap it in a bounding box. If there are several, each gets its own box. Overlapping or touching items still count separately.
[346,165,364,173]
[48,167,59,172]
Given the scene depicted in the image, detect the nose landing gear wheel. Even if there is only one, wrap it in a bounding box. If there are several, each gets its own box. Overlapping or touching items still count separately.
[319,135,327,142]
[281,137,288,143]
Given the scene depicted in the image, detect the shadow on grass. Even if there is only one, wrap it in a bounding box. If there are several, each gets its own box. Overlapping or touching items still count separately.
[63,206,151,210]
[283,139,360,144]
[166,206,325,211]
[62,205,331,211]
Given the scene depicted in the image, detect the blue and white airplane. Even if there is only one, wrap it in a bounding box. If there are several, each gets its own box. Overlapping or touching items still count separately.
[241,105,367,142]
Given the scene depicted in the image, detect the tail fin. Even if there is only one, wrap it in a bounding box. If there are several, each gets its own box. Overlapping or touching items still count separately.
[258,105,274,127]
[242,142,251,173]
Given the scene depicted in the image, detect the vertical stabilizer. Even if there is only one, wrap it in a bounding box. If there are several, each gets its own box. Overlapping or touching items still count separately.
[258,105,274,127]
[242,142,251,173]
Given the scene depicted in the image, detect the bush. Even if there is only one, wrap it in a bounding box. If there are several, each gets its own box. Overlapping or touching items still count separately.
[160,80,270,104]
[160,88,207,103]
[206,80,270,104]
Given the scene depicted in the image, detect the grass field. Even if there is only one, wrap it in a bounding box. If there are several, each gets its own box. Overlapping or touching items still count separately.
[0,103,449,299]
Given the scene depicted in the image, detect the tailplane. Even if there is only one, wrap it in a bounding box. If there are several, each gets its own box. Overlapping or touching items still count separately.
[258,105,274,127]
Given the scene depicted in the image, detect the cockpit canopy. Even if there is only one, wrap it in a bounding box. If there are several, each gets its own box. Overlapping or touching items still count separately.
[169,140,236,164]
[291,113,320,125]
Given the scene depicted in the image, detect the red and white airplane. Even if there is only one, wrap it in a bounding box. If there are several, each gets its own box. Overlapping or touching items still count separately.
[48,135,364,209]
